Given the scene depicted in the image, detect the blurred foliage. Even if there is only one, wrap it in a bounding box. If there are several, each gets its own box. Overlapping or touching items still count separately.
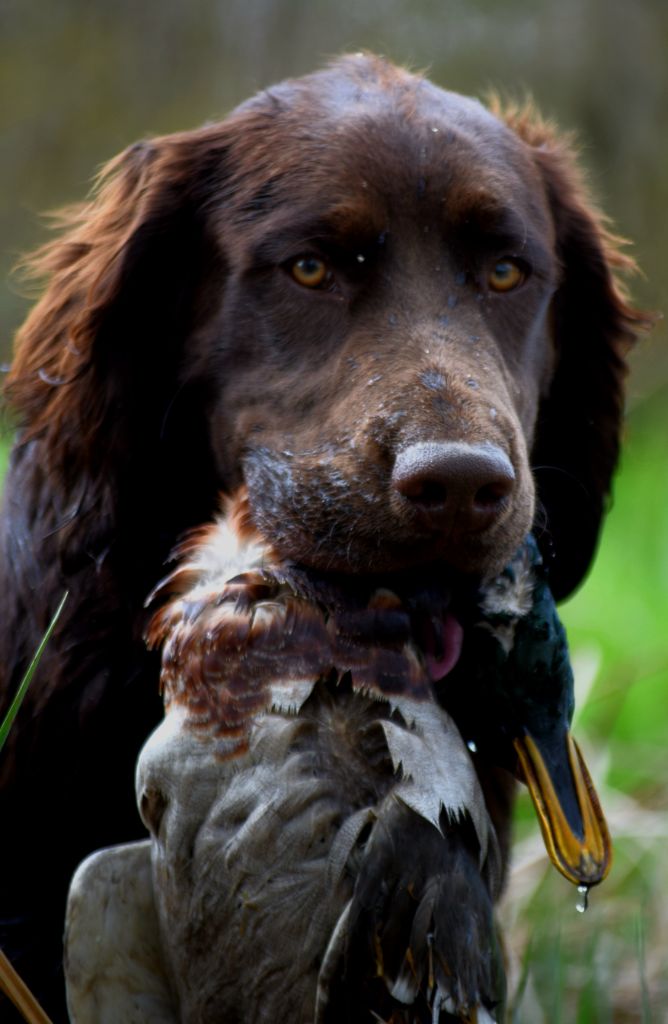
[1,1,666,1019]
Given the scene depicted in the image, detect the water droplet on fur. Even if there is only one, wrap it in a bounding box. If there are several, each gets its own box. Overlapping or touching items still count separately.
[576,885,590,913]
[489,407,498,419]
[420,370,445,392]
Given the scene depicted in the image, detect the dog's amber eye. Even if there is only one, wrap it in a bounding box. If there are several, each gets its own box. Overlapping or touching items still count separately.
[488,258,525,293]
[291,256,329,289]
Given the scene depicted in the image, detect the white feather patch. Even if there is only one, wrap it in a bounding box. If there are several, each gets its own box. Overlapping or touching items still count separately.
[379,697,490,863]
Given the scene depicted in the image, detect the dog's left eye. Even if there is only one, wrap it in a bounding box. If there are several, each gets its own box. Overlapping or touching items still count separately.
[488,258,527,293]
[290,256,331,289]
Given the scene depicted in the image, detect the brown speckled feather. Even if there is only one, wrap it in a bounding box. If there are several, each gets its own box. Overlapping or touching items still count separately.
[146,492,435,754]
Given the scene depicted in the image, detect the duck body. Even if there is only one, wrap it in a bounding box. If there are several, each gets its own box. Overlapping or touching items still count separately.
[137,684,502,1023]
[66,498,505,1023]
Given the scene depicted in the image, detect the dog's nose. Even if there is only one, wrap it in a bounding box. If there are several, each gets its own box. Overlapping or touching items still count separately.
[392,441,515,532]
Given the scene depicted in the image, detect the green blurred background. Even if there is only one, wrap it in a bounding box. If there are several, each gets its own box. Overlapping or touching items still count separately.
[1,1,666,1020]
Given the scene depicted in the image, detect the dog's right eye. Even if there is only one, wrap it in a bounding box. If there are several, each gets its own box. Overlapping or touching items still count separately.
[290,256,330,289]
[487,257,527,293]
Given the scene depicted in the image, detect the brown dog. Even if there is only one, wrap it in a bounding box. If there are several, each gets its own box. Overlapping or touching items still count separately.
[0,54,650,1020]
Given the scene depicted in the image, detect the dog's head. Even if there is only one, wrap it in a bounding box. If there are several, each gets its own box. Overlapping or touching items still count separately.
[8,54,651,599]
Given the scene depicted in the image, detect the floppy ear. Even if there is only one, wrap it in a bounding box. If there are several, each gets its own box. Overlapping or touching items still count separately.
[499,106,655,600]
[6,126,229,493]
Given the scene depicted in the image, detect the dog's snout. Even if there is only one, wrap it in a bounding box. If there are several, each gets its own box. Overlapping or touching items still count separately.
[392,441,515,532]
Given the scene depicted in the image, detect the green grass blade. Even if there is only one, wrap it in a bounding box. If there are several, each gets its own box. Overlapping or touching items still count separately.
[0,592,68,756]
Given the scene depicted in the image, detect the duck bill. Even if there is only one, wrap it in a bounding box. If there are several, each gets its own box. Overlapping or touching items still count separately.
[513,731,612,887]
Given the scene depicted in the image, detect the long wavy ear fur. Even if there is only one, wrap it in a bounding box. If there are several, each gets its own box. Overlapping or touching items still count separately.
[496,101,656,600]
[5,126,230,493]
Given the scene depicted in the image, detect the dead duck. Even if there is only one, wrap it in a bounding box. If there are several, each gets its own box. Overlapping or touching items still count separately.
[65,494,505,1023]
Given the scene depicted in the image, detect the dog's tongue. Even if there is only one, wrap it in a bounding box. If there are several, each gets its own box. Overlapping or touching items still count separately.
[422,612,463,681]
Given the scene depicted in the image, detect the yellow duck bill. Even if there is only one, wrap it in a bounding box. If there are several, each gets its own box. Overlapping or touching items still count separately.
[514,731,612,887]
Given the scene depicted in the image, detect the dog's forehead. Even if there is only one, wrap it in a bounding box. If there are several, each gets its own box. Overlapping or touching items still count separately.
[242,54,497,133]
[229,55,541,217]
